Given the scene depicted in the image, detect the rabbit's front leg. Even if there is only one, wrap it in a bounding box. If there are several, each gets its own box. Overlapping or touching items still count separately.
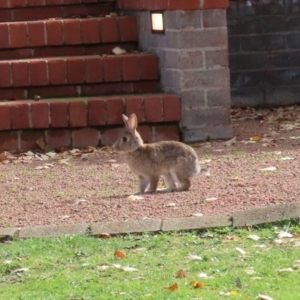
[148,176,159,193]
[139,176,149,194]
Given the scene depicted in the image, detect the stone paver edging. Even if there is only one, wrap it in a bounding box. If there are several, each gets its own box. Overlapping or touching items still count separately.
[1,202,300,239]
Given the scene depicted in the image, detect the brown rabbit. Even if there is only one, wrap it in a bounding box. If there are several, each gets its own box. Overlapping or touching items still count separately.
[112,114,201,194]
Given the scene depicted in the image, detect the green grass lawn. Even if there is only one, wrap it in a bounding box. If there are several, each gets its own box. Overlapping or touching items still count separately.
[1,222,300,300]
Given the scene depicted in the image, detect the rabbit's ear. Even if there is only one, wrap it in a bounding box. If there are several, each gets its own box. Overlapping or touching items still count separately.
[127,114,138,131]
[122,114,129,128]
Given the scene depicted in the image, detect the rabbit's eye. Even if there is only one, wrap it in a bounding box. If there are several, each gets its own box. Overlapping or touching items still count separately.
[122,137,128,142]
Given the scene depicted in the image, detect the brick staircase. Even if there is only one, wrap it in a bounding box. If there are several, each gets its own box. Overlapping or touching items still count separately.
[0,0,181,152]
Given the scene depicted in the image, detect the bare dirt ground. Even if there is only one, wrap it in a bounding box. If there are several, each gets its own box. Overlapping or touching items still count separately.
[1,106,300,228]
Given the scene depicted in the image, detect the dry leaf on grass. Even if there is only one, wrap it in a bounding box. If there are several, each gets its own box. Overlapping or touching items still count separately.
[114,250,126,259]
[97,233,111,239]
[235,247,247,256]
[186,254,202,262]
[190,281,205,289]
[164,283,178,292]
[176,269,187,278]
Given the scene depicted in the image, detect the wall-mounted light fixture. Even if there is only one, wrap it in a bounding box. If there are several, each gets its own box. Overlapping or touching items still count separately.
[150,11,165,34]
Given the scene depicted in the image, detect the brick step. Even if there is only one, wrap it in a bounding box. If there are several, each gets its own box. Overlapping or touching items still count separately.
[0,94,181,152]
[0,43,137,61]
[0,1,115,22]
[0,16,137,53]
[0,53,159,100]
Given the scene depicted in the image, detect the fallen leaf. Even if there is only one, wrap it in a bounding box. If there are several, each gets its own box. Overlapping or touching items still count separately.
[114,250,126,259]
[34,165,49,170]
[247,234,260,241]
[259,166,277,171]
[97,265,109,271]
[36,136,47,150]
[224,236,240,242]
[235,247,246,256]
[186,254,202,262]
[127,195,144,201]
[192,213,204,217]
[278,156,294,161]
[278,267,293,273]
[164,283,178,292]
[112,46,126,55]
[176,269,187,278]
[98,233,111,239]
[190,281,205,289]
[121,266,138,272]
[278,231,293,238]
[257,294,274,300]
[205,197,217,202]
[165,202,176,207]
[251,135,261,142]
[12,267,29,274]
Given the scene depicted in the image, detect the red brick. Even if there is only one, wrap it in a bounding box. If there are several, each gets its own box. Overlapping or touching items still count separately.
[100,127,124,146]
[31,102,50,128]
[64,19,81,45]
[63,5,88,17]
[69,101,87,127]
[202,0,229,9]
[168,0,199,9]
[66,58,84,84]
[47,130,71,149]
[45,0,62,4]
[106,98,124,125]
[20,131,44,151]
[0,10,11,22]
[0,2,9,8]
[0,105,11,130]
[119,16,137,42]
[103,56,121,82]
[29,60,48,86]
[27,0,44,6]
[27,21,45,47]
[153,125,180,142]
[46,20,63,46]
[144,96,163,122]
[101,17,119,43]
[11,103,30,129]
[0,24,9,48]
[0,89,25,101]
[12,61,30,87]
[122,55,140,81]
[48,59,66,85]
[28,86,78,99]
[132,81,159,93]
[125,97,143,123]
[85,56,103,83]
[8,0,26,8]
[81,82,133,97]
[0,132,19,152]
[82,19,100,44]
[140,54,159,80]
[163,95,181,121]
[88,99,106,126]
[9,22,27,48]
[72,128,99,148]
[137,125,152,143]
[0,62,12,87]
[50,101,68,128]
[14,7,61,21]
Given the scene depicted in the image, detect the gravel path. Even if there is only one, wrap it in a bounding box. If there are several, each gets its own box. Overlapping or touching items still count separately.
[1,106,300,228]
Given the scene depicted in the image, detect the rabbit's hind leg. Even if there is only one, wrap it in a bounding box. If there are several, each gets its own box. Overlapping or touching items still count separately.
[158,174,176,192]
[170,170,191,191]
